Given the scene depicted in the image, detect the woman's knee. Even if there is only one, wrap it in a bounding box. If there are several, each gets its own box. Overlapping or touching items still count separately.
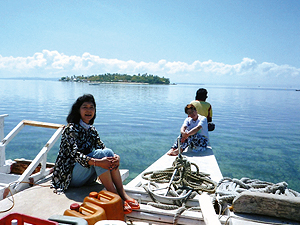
[92,148,114,159]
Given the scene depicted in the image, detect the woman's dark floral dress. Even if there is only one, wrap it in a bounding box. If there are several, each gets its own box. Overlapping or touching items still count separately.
[51,123,105,192]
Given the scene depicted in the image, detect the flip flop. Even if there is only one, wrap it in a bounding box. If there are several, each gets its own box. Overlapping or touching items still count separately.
[125,199,140,210]
[123,201,132,214]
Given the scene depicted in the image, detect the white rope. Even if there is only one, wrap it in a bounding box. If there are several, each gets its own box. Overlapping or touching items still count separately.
[215,177,300,206]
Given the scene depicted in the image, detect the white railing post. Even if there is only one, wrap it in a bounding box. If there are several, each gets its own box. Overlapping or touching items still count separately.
[0,114,9,167]
[0,120,26,173]
[0,119,64,199]
[12,125,64,194]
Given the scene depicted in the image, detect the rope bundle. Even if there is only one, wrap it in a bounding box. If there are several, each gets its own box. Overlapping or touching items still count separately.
[215,177,300,206]
[142,155,217,194]
[141,155,217,225]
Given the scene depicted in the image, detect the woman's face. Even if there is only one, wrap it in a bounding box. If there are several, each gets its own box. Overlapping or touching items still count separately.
[80,102,95,124]
[187,109,198,121]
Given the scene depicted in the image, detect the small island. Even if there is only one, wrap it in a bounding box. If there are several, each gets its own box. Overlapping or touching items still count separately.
[59,73,170,85]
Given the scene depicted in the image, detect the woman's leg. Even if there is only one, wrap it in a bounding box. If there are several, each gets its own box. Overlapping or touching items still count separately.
[167,135,188,156]
[110,168,132,201]
[89,148,116,191]
[70,162,97,187]
[93,152,134,202]
[97,161,133,201]
[98,170,118,194]
[188,133,208,152]
[70,148,111,187]
[167,135,181,156]
[97,150,140,210]
[98,169,130,200]
[90,148,114,176]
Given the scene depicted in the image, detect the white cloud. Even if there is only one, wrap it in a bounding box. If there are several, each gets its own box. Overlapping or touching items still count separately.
[0,50,299,87]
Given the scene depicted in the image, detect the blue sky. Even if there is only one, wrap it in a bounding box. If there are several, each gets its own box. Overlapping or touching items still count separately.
[1,0,300,87]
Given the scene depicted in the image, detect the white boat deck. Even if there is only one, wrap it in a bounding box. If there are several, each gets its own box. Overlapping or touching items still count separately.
[0,170,128,221]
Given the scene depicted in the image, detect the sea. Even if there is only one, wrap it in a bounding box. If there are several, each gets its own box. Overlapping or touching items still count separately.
[1,79,300,192]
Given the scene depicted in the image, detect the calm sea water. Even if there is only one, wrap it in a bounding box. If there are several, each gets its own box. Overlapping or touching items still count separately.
[1,79,299,192]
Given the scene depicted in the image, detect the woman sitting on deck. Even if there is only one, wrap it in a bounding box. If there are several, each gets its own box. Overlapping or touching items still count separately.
[167,104,209,156]
[51,94,139,214]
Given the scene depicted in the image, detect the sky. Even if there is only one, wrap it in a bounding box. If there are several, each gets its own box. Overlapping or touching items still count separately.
[1,0,300,87]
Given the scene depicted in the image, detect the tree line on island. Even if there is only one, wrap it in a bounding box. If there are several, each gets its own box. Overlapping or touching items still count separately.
[60,73,170,84]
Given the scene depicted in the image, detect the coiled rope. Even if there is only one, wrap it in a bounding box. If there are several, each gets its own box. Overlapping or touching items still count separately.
[142,154,217,194]
[141,154,217,225]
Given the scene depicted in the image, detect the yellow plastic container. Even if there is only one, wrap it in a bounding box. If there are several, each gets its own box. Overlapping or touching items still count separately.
[84,191,124,221]
[64,202,107,225]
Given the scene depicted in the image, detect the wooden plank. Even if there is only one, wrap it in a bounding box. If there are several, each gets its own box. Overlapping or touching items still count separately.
[233,192,300,222]
[126,204,205,225]
[22,120,64,129]
[199,192,221,225]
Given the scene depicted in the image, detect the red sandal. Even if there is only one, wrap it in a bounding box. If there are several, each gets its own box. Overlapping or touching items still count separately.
[124,201,132,214]
[125,199,140,210]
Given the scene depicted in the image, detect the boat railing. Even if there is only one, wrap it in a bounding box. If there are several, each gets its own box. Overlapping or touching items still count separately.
[0,114,64,199]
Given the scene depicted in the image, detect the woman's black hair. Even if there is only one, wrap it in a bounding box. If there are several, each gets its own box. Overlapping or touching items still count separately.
[195,88,208,101]
[66,94,96,125]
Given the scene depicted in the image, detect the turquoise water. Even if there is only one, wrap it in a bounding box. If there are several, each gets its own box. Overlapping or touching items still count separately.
[1,79,299,191]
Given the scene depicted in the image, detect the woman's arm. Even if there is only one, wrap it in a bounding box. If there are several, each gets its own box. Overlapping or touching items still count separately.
[181,124,202,142]
[180,125,188,142]
[95,132,106,150]
[63,125,91,167]
[186,125,202,136]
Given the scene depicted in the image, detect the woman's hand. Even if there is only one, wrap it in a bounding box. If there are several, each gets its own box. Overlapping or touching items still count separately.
[181,132,189,143]
[92,157,112,170]
[108,154,120,170]
[92,154,120,170]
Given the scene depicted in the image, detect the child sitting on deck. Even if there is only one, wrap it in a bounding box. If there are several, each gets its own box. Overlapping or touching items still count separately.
[167,104,209,156]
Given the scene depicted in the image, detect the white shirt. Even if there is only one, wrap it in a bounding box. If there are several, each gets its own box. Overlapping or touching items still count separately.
[182,114,209,138]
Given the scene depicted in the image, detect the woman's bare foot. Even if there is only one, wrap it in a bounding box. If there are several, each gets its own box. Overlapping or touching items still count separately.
[167,148,179,156]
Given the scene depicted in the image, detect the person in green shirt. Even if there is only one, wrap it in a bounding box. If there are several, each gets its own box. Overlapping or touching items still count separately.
[190,88,212,122]
[191,88,215,131]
